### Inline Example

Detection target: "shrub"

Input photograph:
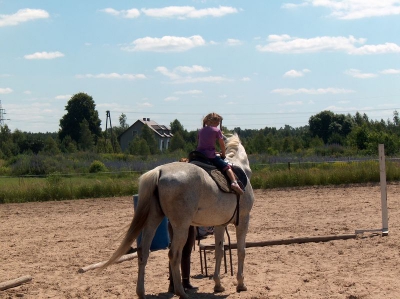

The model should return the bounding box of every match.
[47,172,63,185]
[89,160,108,173]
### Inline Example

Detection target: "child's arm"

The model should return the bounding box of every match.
[218,138,226,159]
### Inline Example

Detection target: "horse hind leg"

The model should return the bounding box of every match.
[136,202,165,298]
[169,227,191,299]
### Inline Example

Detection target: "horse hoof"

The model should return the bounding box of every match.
[236,285,247,292]
[214,285,225,293]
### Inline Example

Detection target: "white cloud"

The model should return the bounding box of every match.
[226,38,242,46]
[344,69,377,78]
[0,74,11,77]
[156,65,208,78]
[24,51,64,60]
[268,34,291,42]
[174,65,210,74]
[155,67,180,80]
[0,8,49,27]
[282,0,400,20]
[349,43,400,55]
[55,95,72,100]
[100,8,140,18]
[284,70,303,77]
[0,88,13,94]
[173,76,231,84]
[122,35,205,52]
[174,90,203,95]
[156,65,231,83]
[141,6,238,19]
[271,87,355,96]
[138,102,153,108]
[241,77,251,81]
[281,2,309,9]
[75,73,146,80]
[24,90,32,94]
[164,96,179,101]
[284,69,310,78]
[280,101,304,106]
[257,35,365,53]
[380,69,400,74]
[257,34,400,55]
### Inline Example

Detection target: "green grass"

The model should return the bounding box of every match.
[250,160,400,189]
[1,160,399,204]
[0,173,140,204]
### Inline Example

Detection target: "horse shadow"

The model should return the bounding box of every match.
[146,293,229,299]
[146,275,230,299]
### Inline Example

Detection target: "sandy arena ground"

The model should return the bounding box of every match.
[1,183,400,299]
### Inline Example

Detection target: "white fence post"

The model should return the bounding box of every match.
[378,144,389,236]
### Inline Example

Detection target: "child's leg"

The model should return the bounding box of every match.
[226,168,244,195]
[211,156,244,195]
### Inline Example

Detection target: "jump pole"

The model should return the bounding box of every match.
[78,252,138,273]
[0,275,32,291]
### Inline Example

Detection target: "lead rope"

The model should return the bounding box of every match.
[235,193,240,226]
[225,226,234,276]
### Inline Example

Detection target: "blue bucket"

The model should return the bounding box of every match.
[133,195,170,251]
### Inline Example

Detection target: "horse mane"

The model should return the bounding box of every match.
[225,133,241,159]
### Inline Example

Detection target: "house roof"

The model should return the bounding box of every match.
[119,118,173,138]
[140,118,173,137]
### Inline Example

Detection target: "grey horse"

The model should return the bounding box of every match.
[101,133,255,298]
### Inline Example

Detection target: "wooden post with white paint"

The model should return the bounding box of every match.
[379,144,389,236]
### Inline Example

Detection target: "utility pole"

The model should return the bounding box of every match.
[105,110,115,152]
[0,100,10,127]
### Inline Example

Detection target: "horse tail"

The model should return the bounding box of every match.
[100,168,160,271]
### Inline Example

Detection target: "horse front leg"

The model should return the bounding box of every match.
[235,216,250,292]
[212,226,225,293]
[169,227,190,299]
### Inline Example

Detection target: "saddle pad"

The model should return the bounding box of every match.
[210,169,231,193]
[190,160,232,193]
[188,151,248,193]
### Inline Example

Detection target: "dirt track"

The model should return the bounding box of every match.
[1,184,400,298]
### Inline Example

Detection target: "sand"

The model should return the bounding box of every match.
[1,183,400,299]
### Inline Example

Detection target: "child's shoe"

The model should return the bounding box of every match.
[231,181,244,195]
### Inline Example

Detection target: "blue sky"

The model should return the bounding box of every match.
[1,0,400,133]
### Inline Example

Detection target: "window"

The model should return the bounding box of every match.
[132,130,137,138]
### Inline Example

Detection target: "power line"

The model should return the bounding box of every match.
[120,107,399,116]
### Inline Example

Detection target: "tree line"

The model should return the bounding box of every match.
[1,92,400,159]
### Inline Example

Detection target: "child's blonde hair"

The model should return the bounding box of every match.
[202,112,223,129]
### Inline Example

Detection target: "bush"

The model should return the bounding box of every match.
[47,172,63,185]
[89,160,108,173]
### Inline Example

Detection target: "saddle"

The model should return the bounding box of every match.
[188,151,247,193]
